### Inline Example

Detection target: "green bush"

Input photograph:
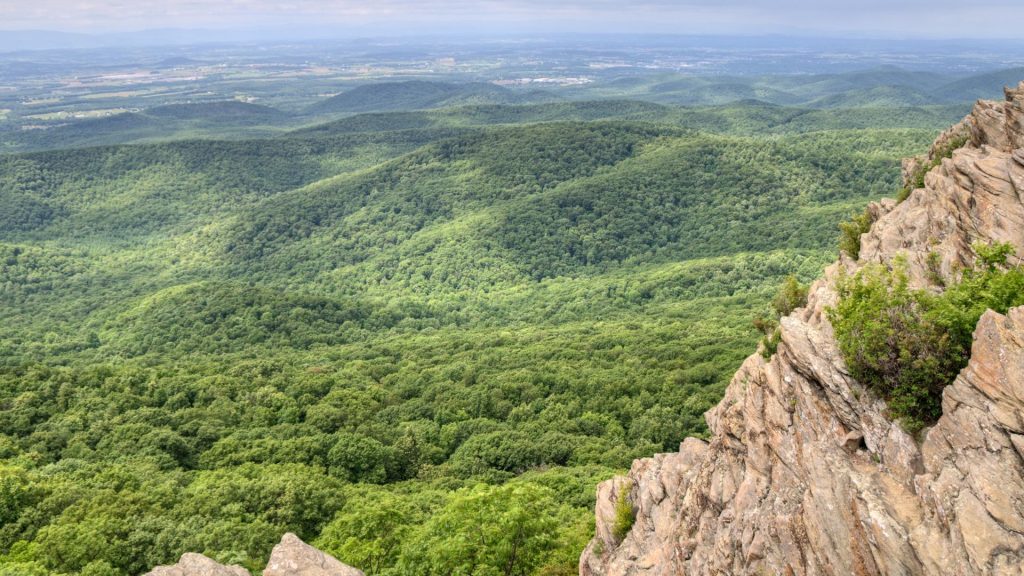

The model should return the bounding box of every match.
[830,264,956,431]
[925,242,1024,356]
[829,244,1024,433]
[759,328,782,360]
[925,251,944,287]
[895,183,912,204]
[772,275,809,317]
[396,483,560,576]
[754,275,808,359]
[611,483,635,542]
[838,209,873,260]
[315,487,423,575]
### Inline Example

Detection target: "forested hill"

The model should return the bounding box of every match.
[1,97,966,153]
[0,94,951,576]
[4,65,1020,154]
[306,80,558,114]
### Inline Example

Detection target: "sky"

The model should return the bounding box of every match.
[0,0,1022,38]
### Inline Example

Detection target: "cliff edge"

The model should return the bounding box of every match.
[581,82,1024,576]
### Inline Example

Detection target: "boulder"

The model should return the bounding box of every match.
[144,553,250,576]
[263,533,365,576]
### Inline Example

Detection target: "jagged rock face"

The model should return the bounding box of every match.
[864,81,1024,287]
[143,553,250,576]
[264,533,365,576]
[970,82,1024,152]
[143,534,364,576]
[581,82,1024,576]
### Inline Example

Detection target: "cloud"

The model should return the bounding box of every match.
[0,0,1020,37]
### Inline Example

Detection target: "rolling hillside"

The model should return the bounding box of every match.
[4,67,996,153]
[307,80,557,114]
[0,98,958,576]
[2,101,296,151]
[571,66,1022,108]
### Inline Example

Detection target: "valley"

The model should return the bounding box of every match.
[0,33,1020,576]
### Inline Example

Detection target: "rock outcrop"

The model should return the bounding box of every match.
[581,82,1024,576]
[264,533,364,576]
[144,534,363,576]
[144,553,250,576]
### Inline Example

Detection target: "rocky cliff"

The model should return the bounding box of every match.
[580,82,1024,576]
[145,533,363,576]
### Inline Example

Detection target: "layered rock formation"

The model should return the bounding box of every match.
[144,534,364,576]
[581,82,1024,576]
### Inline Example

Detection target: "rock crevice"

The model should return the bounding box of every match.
[580,82,1024,576]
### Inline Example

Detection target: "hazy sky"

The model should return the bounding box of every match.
[1,0,1021,38]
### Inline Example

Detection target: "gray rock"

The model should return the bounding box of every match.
[142,534,365,576]
[144,553,250,576]
[263,533,364,576]
[841,430,865,453]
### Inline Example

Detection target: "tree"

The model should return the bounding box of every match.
[327,433,391,483]
[316,488,425,575]
[397,483,560,576]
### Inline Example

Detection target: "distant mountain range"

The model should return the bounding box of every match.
[306,81,558,114]
[569,66,1024,108]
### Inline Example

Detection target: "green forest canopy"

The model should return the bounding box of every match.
[0,98,944,575]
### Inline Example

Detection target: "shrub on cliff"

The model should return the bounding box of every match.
[830,263,956,431]
[830,245,1024,433]
[838,209,873,260]
[611,482,635,542]
[755,275,809,359]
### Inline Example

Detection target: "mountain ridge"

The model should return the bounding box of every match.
[306,80,558,115]
[580,81,1024,575]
